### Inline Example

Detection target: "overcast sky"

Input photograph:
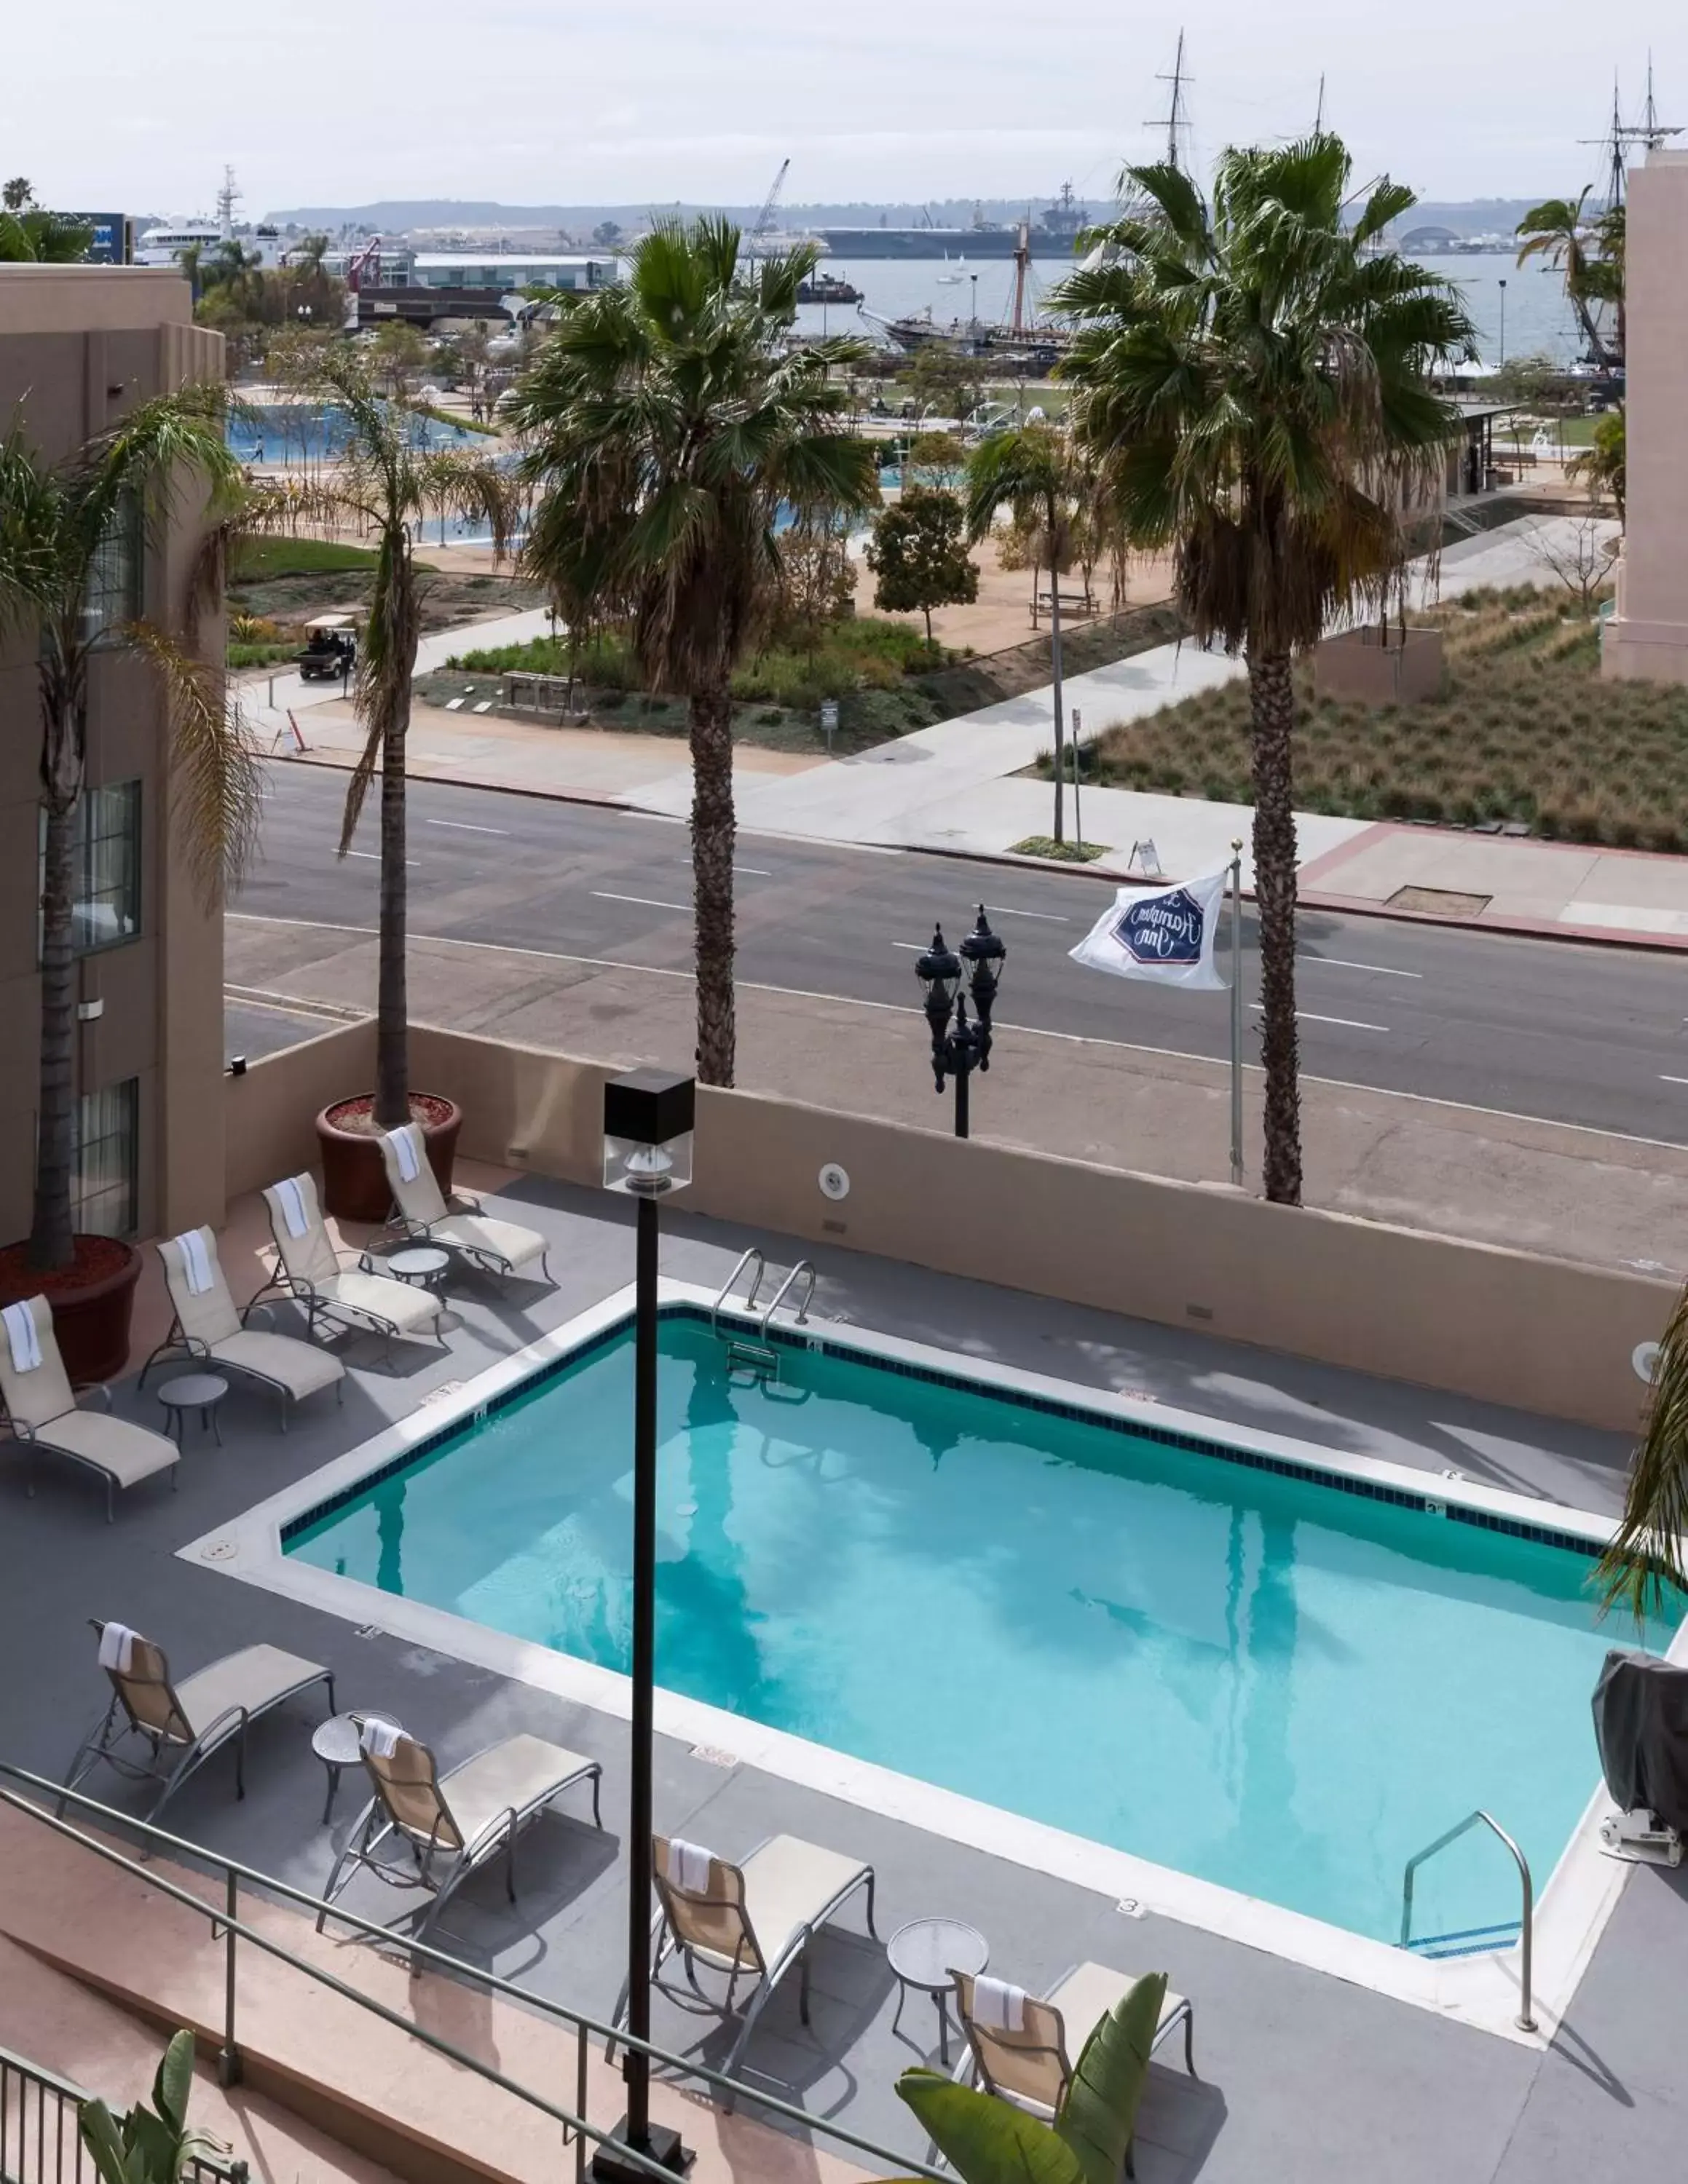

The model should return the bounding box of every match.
[4,1,1680,215]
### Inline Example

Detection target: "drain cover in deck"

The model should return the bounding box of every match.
[1386,885,1493,917]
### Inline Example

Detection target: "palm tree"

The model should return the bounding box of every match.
[1515,191,1612,370]
[272,347,518,1128]
[1598,1289,1688,1621]
[1056,133,1476,1206]
[1570,406,1625,525]
[964,424,1092,844]
[0,178,92,264]
[0,387,261,1270]
[508,218,879,1085]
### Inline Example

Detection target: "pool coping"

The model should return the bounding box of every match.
[178,1279,1686,2049]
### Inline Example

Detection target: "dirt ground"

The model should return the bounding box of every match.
[859,530,1178,654]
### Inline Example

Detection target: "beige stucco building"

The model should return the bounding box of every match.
[1603,150,1688,684]
[0,266,227,1248]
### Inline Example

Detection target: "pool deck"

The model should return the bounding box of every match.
[1,1173,1683,2183]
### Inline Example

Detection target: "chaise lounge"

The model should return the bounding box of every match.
[377,1126,552,1286]
[1,1298,178,1520]
[259,1172,445,1358]
[144,1225,345,1427]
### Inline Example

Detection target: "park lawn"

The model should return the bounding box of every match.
[1062,586,1688,852]
[229,538,414,580]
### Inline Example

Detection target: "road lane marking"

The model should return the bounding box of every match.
[426,818,509,835]
[592,891,690,912]
[891,942,925,951]
[1660,1075,1688,1087]
[347,850,419,866]
[1253,1004,1389,1033]
[224,917,1688,1153]
[1304,955,1423,979]
[734,866,772,877]
[985,904,1071,923]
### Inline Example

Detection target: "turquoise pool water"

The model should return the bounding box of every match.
[285,1316,1677,1944]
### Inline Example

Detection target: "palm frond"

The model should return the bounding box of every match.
[1598,1289,1688,1622]
[122,620,264,908]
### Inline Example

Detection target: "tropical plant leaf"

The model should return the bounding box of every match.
[76,2098,133,2184]
[1054,1974,1168,2184]
[150,2029,195,2140]
[895,2068,1089,2184]
[1598,1283,1688,1621]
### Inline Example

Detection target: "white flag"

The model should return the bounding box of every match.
[1070,871,1231,991]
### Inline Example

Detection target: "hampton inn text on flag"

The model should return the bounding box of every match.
[1069,871,1230,991]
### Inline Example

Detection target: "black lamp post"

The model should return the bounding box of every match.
[596,1067,696,2184]
[915,907,1007,1139]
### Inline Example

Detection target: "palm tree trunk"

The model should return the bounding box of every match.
[30,654,87,1271]
[1049,573,1067,846]
[1247,650,1302,1206]
[690,678,736,1086]
[372,703,410,1130]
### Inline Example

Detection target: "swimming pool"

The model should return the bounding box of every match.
[227,403,481,465]
[282,1308,1676,1950]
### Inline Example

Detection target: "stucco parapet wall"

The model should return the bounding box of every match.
[0,265,194,336]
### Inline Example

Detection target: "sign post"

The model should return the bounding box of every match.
[1070,707,1083,850]
[820,697,839,755]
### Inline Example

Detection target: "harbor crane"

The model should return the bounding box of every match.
[749,158,790,255]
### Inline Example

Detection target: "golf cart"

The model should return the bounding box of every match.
[297,614,359,682]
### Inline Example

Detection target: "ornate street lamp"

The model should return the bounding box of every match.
[596,1067,695,2183]
[915,908,1007,1139]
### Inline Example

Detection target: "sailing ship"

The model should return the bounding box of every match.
[857,219,1073,368]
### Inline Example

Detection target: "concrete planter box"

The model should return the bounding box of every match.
[1314,625,1445,707]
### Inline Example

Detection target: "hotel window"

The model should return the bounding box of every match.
[82,491,143,639]
[42,780,143,954]
[73,1079,141,1238]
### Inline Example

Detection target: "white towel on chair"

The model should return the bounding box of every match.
[360,1716,403,1759]
[174,1229,213,1296]
[669,1838,714,1894]
[1,1300,42,1373]
[972,1977,1028,2033]
[275,1176,309,1238]
[389,1126,422,1183]
[98,1623,138,1674]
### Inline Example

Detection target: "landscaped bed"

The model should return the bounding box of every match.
[1048,586,1687,850]
[424,598,1190,756]
[228,537,548,649]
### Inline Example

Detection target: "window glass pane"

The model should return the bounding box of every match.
[82,492,143,641]
[48,779,142,956]
[73,1078,139,1239]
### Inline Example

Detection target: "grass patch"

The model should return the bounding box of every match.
[1011,835,1110,863]
[231,537,384,580]
[229,641,297,669]
[1057,586,1687,850]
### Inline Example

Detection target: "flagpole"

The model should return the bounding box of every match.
[1229,837,1245,1190]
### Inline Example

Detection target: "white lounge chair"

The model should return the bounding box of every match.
[318,1726,603,1939]
[377,1125,552,1286]
[952,1961,1196,2129]
[612,1831,878,2098]
[143,1226,345,1428]
[63,1618,335,1819]
[258,1173,445,1360]
[0,1297,178,1521]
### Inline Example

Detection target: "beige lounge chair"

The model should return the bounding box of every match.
[63,1618,335,1819]
[318,1727,602,1939]
[0,1297,178,1521]
[612,1832,878,2097]
[259,1173,445,1358]
[377,1126,552,1285]
[143,1226,345,1427]
[952,1961,1196,2137]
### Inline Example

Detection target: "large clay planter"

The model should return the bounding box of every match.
[0,1236,143,1386]
[315,1093,462,1223]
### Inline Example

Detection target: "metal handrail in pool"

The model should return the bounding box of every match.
[1399,1808,1535,2031]
[0,1763,947,2184]
[710,1245,767,1336]
[759,1258,816,1336]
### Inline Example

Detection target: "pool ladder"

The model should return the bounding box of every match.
[1399,1808,1534,2031]
[711,1248,817,1380]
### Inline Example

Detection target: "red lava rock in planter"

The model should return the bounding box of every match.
[314,1092,462,1223]
[0,1235,143,1385]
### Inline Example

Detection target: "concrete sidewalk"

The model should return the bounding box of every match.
[226,912,1688,1282]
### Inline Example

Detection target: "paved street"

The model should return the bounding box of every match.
[237,762,1688,1150]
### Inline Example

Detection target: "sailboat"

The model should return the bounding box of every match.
[936,249,967,286]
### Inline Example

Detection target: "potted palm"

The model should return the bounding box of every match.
[277,349,518,1216]
[0,388,260,1380]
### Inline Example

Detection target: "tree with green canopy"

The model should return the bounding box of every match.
[866,484,978,649]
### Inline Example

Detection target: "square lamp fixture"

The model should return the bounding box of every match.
[602,1067,695,1197]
